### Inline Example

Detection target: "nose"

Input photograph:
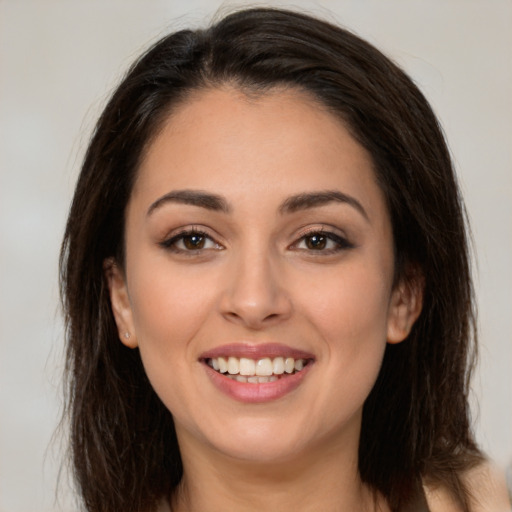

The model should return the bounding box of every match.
[219,249,293,330]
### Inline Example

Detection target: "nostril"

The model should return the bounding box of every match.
[223,310,288,330]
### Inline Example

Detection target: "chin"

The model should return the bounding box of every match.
[212,434,304,464]
[179,413,311,464]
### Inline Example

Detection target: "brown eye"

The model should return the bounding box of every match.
[305,234,327,250]
[183,234,206,250]
[160,229,222,253]
[294,230,354,253]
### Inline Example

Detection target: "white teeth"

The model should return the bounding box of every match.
[239,357,256,376]
[218,357,228,374]
[255,358,273,376]
[226,375,280,383]
[227,356,239,375]
[207,356,309,381]
[273,357,285,374]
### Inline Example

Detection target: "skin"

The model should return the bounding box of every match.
[107,86,423,512]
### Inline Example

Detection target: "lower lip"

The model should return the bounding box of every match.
[203,363,313,403]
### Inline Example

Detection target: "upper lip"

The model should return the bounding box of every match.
[199,343,315,361]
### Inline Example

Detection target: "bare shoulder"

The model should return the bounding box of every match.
[424,461,511,512]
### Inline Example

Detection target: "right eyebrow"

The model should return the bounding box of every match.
[146,189,231,217]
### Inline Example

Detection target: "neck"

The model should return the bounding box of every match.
[170,426,386,512]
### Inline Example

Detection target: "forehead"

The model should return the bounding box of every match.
[133,86,385,220]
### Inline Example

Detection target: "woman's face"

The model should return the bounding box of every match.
[108,87,420,464]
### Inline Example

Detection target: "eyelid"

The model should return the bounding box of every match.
[294,224,346,240]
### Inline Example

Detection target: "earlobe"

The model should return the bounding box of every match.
[104,258,138,348]
[387,271,424,344]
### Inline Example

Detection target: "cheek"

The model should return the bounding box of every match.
[296,262,392,342]
[293,262,392,399]
[128,254,215,341]
[126,260,218,395]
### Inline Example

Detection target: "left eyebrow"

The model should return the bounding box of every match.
[279,190,369,221]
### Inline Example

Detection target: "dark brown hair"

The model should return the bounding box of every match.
[60,7,481,512]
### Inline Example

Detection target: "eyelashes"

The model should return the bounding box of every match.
[292,229,354,253]
[159,228,222,253]
[159,226,354,255]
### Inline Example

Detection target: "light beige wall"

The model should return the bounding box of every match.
[1,1,510,510]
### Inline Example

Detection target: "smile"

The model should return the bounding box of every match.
[206,356,310,383]
[200,344,315,403]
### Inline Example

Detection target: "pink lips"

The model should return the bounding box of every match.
[200,343,315,403]
[200,343,314,360]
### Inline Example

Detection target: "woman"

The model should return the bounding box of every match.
[59,7,509,512]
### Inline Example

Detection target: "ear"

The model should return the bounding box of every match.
[386,269,424,344]
[104,258,138,348]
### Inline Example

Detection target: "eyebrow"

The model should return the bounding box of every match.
[279,190,369,221]
[147,188,368,221]
[147,189,231,216]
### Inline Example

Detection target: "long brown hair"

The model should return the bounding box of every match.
[60,8,481,512]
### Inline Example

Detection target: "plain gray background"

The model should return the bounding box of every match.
[1,1,510,510]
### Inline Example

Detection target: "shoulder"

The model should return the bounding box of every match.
[424,461,511,512]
